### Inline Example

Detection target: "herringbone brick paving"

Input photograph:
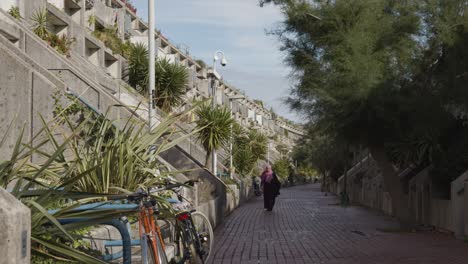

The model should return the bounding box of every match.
[208,184,468,264]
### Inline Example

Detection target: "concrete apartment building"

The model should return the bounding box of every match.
[0,0,304,235]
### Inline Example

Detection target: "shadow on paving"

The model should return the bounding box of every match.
[207,184,468,264]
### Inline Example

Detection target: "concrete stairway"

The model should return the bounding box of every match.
[0,9,228,226]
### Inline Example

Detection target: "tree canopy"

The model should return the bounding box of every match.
[265,0,468,222]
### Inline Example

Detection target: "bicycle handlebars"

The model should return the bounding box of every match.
[107,179,199,202]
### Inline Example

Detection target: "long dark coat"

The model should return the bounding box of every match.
[262,172,281,211]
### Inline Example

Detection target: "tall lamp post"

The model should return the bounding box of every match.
[211,50,228,177]
[229,95,245,178]
[148,0,155,130]
[267,140,271,165]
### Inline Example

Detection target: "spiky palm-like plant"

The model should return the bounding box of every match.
[230,126,268,177]
[0,98,200,262]
[154,58,188,113]
[31,8,49,40]
[247,129,268,159]
[8,6,22,20]
[195,104,235,167]
[1,119,115,263]
[127,44,188,113]
[127,42,149,90]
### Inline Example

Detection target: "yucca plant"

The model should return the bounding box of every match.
[45,96,201,193]
[8,6,22,20]
[65,114,195,193]
[126,45,188,112]
[127,42,149,90]
[230,126,268,177]
[31,8,49,40]
[154,58,189,113]
[0,119,118,263]
[0,97,201,262]
[195,103,235,167]
[246,129,268,159]
[233,147,257,176]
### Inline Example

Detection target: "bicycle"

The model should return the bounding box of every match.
[98,179,213,264]
[44,179,213,264]
[163,183,214,264]
[49,191,165,264]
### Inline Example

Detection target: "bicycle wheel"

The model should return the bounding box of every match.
[190,212,214,262]
[172,217,202,264]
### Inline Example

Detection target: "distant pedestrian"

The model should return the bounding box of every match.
[261,165,281,211]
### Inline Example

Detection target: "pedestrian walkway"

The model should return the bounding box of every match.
[208,184,468,264]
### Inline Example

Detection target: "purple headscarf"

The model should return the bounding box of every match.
[261,165,273,184]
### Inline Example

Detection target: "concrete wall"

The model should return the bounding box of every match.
[331,155,468,239]
[431,198,453,232]
[408,168,432,226]
[451,171,468,238]
[465,182,468,237]
[0,188,30,264]
[0,33,63,160]
[225,184,240,214]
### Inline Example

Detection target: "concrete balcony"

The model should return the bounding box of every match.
[47,0,81,24]
[85,37,100,66]
[47,7,69,36]
[104,51,119,78]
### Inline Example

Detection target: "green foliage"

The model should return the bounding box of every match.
[87,14,96,27]
[127,42,149,90]
[0,119,117,263]
[195,59,207,68]
[31,9,74,56]
[231,123,267,177]
[195,104,235,165]
[267,0,468,194]
[8,6,22,20]
[49,94,198,193]
[31,8,49,40]
[47,34,75,56]
[126,44,189,112]
[272,158,292,181]
[92,26,131,57]
[292,133,352,182]
[0,93,199,261]
[154,58,189,112]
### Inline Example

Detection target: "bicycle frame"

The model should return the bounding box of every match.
[139,204,167,264]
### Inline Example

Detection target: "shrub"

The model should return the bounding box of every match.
[8,6,22,20]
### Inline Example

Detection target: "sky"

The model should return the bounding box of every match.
[132,0,301,123]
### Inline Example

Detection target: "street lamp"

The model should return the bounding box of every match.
[210,50,228,177]
[229,94,245,178]
[267,140,271,165]
[148,0,155,131]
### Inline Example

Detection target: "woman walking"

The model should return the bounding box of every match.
[261,165,281,211]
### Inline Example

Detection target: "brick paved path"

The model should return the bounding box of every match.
[208,184,468,264]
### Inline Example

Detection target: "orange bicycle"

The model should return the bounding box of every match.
[111,181,187,264]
